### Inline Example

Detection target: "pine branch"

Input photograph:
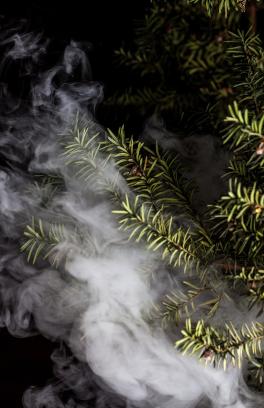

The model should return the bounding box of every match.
[229,266,264,311]
[21,217,98,267]
[226,30,264,113]
[113,195,199,271]
[105,127,215,255]
[176,318,264,369]
[114,48,161,77]
[21,218,66,266]
[105,127,164,208]
[222,102,264,189]
[158,281,226,325]
[249,355,264,388]
[106,87,193,114]
[62,126,121,198]
[211,178,264,259]
[188,0,252,16]
[29,174,65,208]
[106,128,203,218]
[224,101,264,149]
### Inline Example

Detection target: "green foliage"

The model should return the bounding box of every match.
[21,218,66,266]
[21,214,97,267]
[113,195,198,272]
[105,16,264,383]
[158,280,228,325]
[20,107,264,385]
[211,178,264,258]
[249,355,264,388]
[226,29,264,113]
[188,0,247,16]
[177,319,264,370]
[62,125,122,199]
[63,127,105,184]
[209,100,264,267]
[224,101,264,153]
[29,175,64,208]
[105,127,195,215]
[104,127,214,270]
[19,0,264,391]
[105,0,243,131]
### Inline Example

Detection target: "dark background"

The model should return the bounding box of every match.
[0,1,148,115]
[0,1,147,406]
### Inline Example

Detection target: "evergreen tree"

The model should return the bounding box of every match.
[20,0,264,392]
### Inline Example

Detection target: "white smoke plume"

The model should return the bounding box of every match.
[0,28,263,408]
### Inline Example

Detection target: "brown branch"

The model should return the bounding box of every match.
[247,0,257,33]
[212,260,243,273]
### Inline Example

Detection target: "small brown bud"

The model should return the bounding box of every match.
[256,141,264,156]
[129,165,142,177]
[223,87,234,95]
[247,280,258,290]
[201,349,214,360]
[165,23,173,33]
[215,34,224,44]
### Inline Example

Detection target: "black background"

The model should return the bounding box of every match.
[0,1,147,406]
[0,1,147,104]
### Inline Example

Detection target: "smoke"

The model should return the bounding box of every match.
[0,27,263,408]
[143,115,229,209]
